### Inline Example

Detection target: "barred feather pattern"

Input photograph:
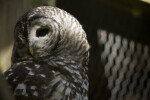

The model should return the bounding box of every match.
[4,6,89,100]
[4,56,88,100]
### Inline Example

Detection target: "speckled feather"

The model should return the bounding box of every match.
[4,6,89,100]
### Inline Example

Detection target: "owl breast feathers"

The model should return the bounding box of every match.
[4,6,90,100]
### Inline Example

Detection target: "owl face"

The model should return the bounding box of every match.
[12,6,89,64]
[28,17,60,57]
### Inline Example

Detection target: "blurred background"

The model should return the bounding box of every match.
[0,0,150,100]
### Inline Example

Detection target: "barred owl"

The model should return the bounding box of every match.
[4,6,90,100]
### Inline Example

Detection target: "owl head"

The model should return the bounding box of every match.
[12,6,90,65]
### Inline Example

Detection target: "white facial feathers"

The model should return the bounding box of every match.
[27,6,89,60]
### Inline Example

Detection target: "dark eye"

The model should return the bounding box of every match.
[36,27,50,37]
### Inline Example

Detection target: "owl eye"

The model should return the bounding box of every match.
[36,27,50,37]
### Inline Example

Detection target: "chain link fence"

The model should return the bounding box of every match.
[97,29,150,100]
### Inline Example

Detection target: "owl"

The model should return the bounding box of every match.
[4,6,90,100]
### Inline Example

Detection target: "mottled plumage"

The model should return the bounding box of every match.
[4,6,90,100]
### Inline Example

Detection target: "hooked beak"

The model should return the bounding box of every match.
[29,47,34,56]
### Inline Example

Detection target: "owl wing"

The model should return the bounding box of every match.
[4,61,82,100]
[4,61,56,100]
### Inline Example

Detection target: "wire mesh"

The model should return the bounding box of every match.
[97,29,150,100]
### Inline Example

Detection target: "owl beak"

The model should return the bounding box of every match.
[29,47,34,56]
